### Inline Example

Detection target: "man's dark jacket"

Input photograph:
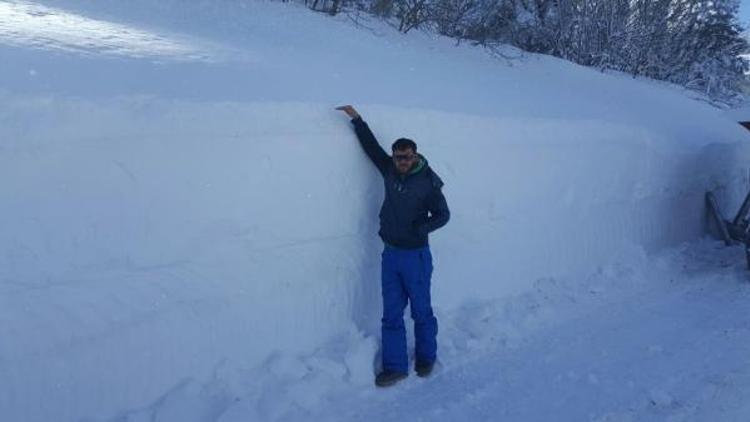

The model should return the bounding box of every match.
[351,116,450,249]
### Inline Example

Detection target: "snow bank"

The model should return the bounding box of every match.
[2,93,749,420]
[2,0,750,420]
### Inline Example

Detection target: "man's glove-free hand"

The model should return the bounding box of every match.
[335,105,361,120]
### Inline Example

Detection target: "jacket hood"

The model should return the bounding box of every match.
[408,154,427,175]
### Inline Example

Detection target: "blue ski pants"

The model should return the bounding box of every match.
[380,244,438,373]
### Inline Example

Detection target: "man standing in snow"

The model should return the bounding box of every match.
[336,105,450,387]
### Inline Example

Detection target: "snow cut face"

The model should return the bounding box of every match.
[0,1,221,61]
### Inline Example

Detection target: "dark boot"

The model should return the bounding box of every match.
[375,370,407,387]
[415,360,434,377]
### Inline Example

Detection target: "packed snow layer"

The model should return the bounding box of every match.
[2,0,750,420]
[2,95,750,421]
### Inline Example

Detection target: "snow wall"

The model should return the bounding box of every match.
[2,95,750,420]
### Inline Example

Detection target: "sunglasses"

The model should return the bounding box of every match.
[393,153,416,162]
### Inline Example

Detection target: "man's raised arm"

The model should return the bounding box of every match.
[336,105,390,176]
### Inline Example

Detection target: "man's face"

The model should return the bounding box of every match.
[392,148,417,175]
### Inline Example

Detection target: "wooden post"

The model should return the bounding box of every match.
[706,192,733,246]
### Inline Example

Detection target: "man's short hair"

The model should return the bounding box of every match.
[392,138,417,152]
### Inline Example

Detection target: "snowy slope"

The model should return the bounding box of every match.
[1,1,750,421]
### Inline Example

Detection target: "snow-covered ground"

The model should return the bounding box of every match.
[2,0,750,421]
[0,1,228,61]
[216,240,750,422]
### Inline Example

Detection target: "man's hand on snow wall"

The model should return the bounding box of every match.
[335,105,360,120]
